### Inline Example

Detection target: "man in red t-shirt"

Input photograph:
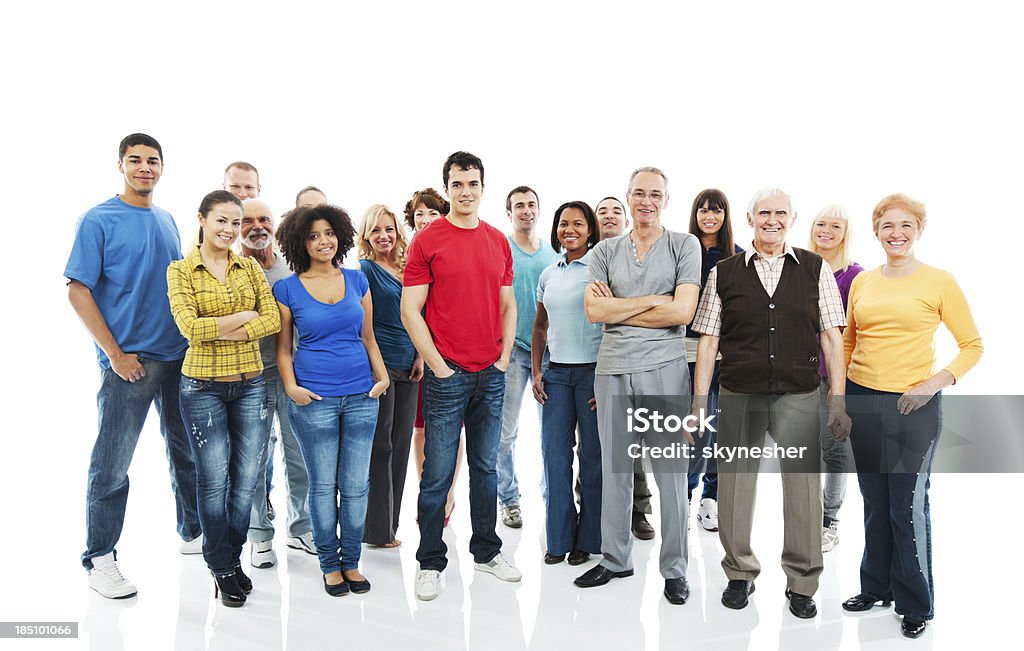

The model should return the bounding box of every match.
[401,151,522,601]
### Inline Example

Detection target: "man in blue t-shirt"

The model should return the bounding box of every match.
[65,133,200,600]
[497,186,559,528]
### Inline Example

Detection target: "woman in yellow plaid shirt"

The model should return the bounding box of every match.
[166,190,281,607]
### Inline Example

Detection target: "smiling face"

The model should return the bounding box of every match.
[241,199,274,251]
[596,198,628,239]
[413,202,442,231]
[812,216,846,253]
[556,207,591,256]
[445,166,483,218]
[696,201,725,237]
[305,218,339,265]
[874,208,920,260]
[224,166,260,199]
[507,191,539,234]
[200,202,243,252]
[367,212,399,258]
[627,171,668,227]
[747,193,794,251]
[119,144,162,197]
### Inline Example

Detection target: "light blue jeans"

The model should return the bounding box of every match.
[288,393,378,573]
[497,345,547,507]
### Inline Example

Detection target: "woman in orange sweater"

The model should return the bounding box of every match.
[840,193,983,639]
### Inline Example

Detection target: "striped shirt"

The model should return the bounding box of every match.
[167,246,280,378]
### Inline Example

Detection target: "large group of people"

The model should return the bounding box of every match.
[66,133,983,639]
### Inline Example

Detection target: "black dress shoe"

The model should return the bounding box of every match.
[343,571,371,594]
[785,589,817,619]
[901,617,926,639]
[213,572,246,607]
[567,550,590,566]
[544,553,565,565]
[574,565,634,588]
[722,579,755,609]
[631,512,655,540]
[664,578,690,605]
[842,593,892,612]
[323,574,350,597]
[234,567,253,594]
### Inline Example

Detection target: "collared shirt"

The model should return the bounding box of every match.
[692,242,846,337]
[537,250,603,363]
[167,246,281,378]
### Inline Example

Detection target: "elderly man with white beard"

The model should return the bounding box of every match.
[241,198,316,568]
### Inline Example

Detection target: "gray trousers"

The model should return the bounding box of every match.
[717,387,823,596]
[248,365,312,542]
[594,357,689,579]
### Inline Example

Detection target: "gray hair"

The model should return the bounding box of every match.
[747,187,792,216]
[628,166,669,191]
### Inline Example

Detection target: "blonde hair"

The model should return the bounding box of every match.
[808,204,853,272]
[357,204,408,268]
[872,193,926,233]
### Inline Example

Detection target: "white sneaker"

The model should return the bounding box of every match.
[697,498,719,532]
[474,553,523,582]
[415,569,442,601]
[250,540,277,568]
[822,521,840,553]
[286,532,317,555]
[179,537,203,555]
[88,553,138,599]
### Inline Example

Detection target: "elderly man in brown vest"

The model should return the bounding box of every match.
[691,187,851,619]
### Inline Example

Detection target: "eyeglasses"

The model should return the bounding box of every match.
[630,190,665,203]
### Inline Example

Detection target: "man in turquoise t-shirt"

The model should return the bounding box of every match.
[498,186,560,528]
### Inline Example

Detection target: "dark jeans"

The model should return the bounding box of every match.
[82,358,201,570]
[686,360,719,501]
[364,367,418,545]
[541,363,601,556]
[416,363,505,572]
[848,379,941,621]
[179,374,267,575]
[289,393,378,573]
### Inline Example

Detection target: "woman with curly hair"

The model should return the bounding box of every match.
[403,188,460,526]
[357,204,419,547]
[274,204,389,596]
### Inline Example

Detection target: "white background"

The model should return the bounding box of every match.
[1,1,1021,650]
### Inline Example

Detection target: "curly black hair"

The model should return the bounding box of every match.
[276,204,356,273]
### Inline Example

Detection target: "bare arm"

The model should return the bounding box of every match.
[688,334,720,445]
[275,300,321,404]
[401,284,453,377]
[820,326,852,439]
[620,284,700,328]
[495,285,516,371]
[68,280,145,382]
[360,290,390,398]
[531,301,549,404]
[584,281,670,324]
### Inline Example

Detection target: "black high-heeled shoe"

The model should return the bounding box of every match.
[213,572,246,607]
[234,567,253,595]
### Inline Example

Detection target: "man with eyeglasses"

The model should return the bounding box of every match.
[576,167,702,606]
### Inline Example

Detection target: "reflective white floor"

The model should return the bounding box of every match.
[1,405,1017,651]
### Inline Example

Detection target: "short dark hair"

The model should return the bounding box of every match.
[225,161,260,184]
[295,185,325,205]
[505,186,538,213]
[550,201,599,252]
[402,188,450,230]
[119,133,163,162]
[688,188,736,256]
[196,190,242,244]
[276,204,356,274]
[442,151,484,188]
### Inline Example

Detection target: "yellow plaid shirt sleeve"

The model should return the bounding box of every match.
[166,248,281,378]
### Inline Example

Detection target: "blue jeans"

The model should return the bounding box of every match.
[417,363,505,571]
[249,365,312,542]
[179,374,267,575]
[497,345,547,507]
[686,361,719,501]
[288,393,378,574]
[819,378,849,522]
[82,358,201,570]
[848,379,941,621]
[541,363,601,556]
